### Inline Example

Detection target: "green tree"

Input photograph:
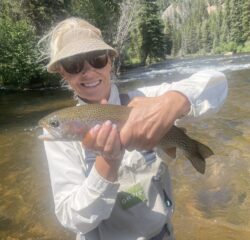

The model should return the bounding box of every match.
[138,0,166,64]
[0,16,47,88]
[201,19,212,52]
[21,0,69,36]
[156,0,171,12]
[70,0,121,43]
[163,20,173,55]
[230,0,243,44]
[242,0,250,42]
[210,9,222,51]
[220,0,230,43]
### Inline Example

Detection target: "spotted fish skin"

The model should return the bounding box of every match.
[39,104,214,174]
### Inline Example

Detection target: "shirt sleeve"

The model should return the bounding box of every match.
[43,136,120,234]
[128,70,228,120]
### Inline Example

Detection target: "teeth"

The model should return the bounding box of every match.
[83,80,101,87]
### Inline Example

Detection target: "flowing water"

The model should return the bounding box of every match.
[0,54,250,240]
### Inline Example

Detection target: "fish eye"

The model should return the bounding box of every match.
[49,120,60,128]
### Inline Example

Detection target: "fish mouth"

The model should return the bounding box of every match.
[81,80,102,88]
[37,124,61,141]
[38,133,55,141]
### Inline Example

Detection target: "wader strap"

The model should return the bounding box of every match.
[150,224,171,240]
[119,93,130,106]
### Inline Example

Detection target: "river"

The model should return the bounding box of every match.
[0,53,250,240]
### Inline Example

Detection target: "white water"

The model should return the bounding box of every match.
[120,53,250,83]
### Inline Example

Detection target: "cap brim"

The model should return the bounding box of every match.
[47,39,117,72]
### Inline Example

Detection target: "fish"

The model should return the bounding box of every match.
[38,104,214,174]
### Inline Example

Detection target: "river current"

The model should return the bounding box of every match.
[0,53,250,239]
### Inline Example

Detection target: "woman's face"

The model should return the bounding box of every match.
[58,54,112,103]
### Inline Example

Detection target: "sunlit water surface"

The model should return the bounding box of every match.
[0,54,250,239]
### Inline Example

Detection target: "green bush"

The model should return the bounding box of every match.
[213,41,238,54]
[0,17,49,89]
[238,41,250,53]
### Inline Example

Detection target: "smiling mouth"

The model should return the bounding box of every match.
[81,80,102,88]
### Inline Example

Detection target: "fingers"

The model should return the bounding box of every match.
[100,99,108,104]
[103,124,123,160]
[121,95,173,151]
[82,121,123,161]
[82,124,100,148]
[103,124,118,153]
[96,121,113,151]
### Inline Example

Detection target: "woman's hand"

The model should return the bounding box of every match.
[83,121,123,161]
[82,100,124,182]
[120,91,191,151]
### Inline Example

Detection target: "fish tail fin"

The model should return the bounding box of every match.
[195,140,214,159]
[186,140,214,174]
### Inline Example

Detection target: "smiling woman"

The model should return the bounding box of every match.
[39,17,228,240]
[41,18,117,103]
[58,51,113,103]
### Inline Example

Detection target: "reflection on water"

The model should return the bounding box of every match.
[1,54,250,239]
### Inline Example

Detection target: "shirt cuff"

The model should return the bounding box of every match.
[85,165,120,198]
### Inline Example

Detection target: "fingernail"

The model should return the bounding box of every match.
[105,120,112,126]
[112,124,117,129]
[93,124,101,132]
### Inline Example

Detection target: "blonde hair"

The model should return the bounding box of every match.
[38,17,117,94]
[38,17,102,64]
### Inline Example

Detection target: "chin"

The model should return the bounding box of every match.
[78,93,107,104]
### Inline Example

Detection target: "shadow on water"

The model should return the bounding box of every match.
[0,54,250,239]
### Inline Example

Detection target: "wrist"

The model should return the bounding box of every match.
[162,91,191,119]
[95,156,120,182]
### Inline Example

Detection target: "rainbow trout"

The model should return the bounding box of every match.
[38,104,213,174]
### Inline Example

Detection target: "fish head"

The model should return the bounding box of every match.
[38,112,90,141]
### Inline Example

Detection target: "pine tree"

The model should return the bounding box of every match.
[210,9,221,51]
[230,0,243,44]
[70,0,121,43]
[21,0,69,35]
[138,0,166,64]
[242,0,250,42]
[220,1,229,43]
[201,19,212,52]
[171,29,181,55]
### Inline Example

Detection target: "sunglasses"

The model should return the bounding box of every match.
[60,52,109,74]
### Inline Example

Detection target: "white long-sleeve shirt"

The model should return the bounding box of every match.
[43,70,228,240]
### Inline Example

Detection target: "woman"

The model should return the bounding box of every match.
[41,17,227,240]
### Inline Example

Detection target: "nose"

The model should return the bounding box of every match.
[80,61,95,76]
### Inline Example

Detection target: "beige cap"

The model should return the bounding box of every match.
[47,27,117,72]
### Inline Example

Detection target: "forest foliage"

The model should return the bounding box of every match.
[0,0,249,89]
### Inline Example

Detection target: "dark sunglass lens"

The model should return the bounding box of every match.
[89,54,108,69]
[60,56,84,74]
